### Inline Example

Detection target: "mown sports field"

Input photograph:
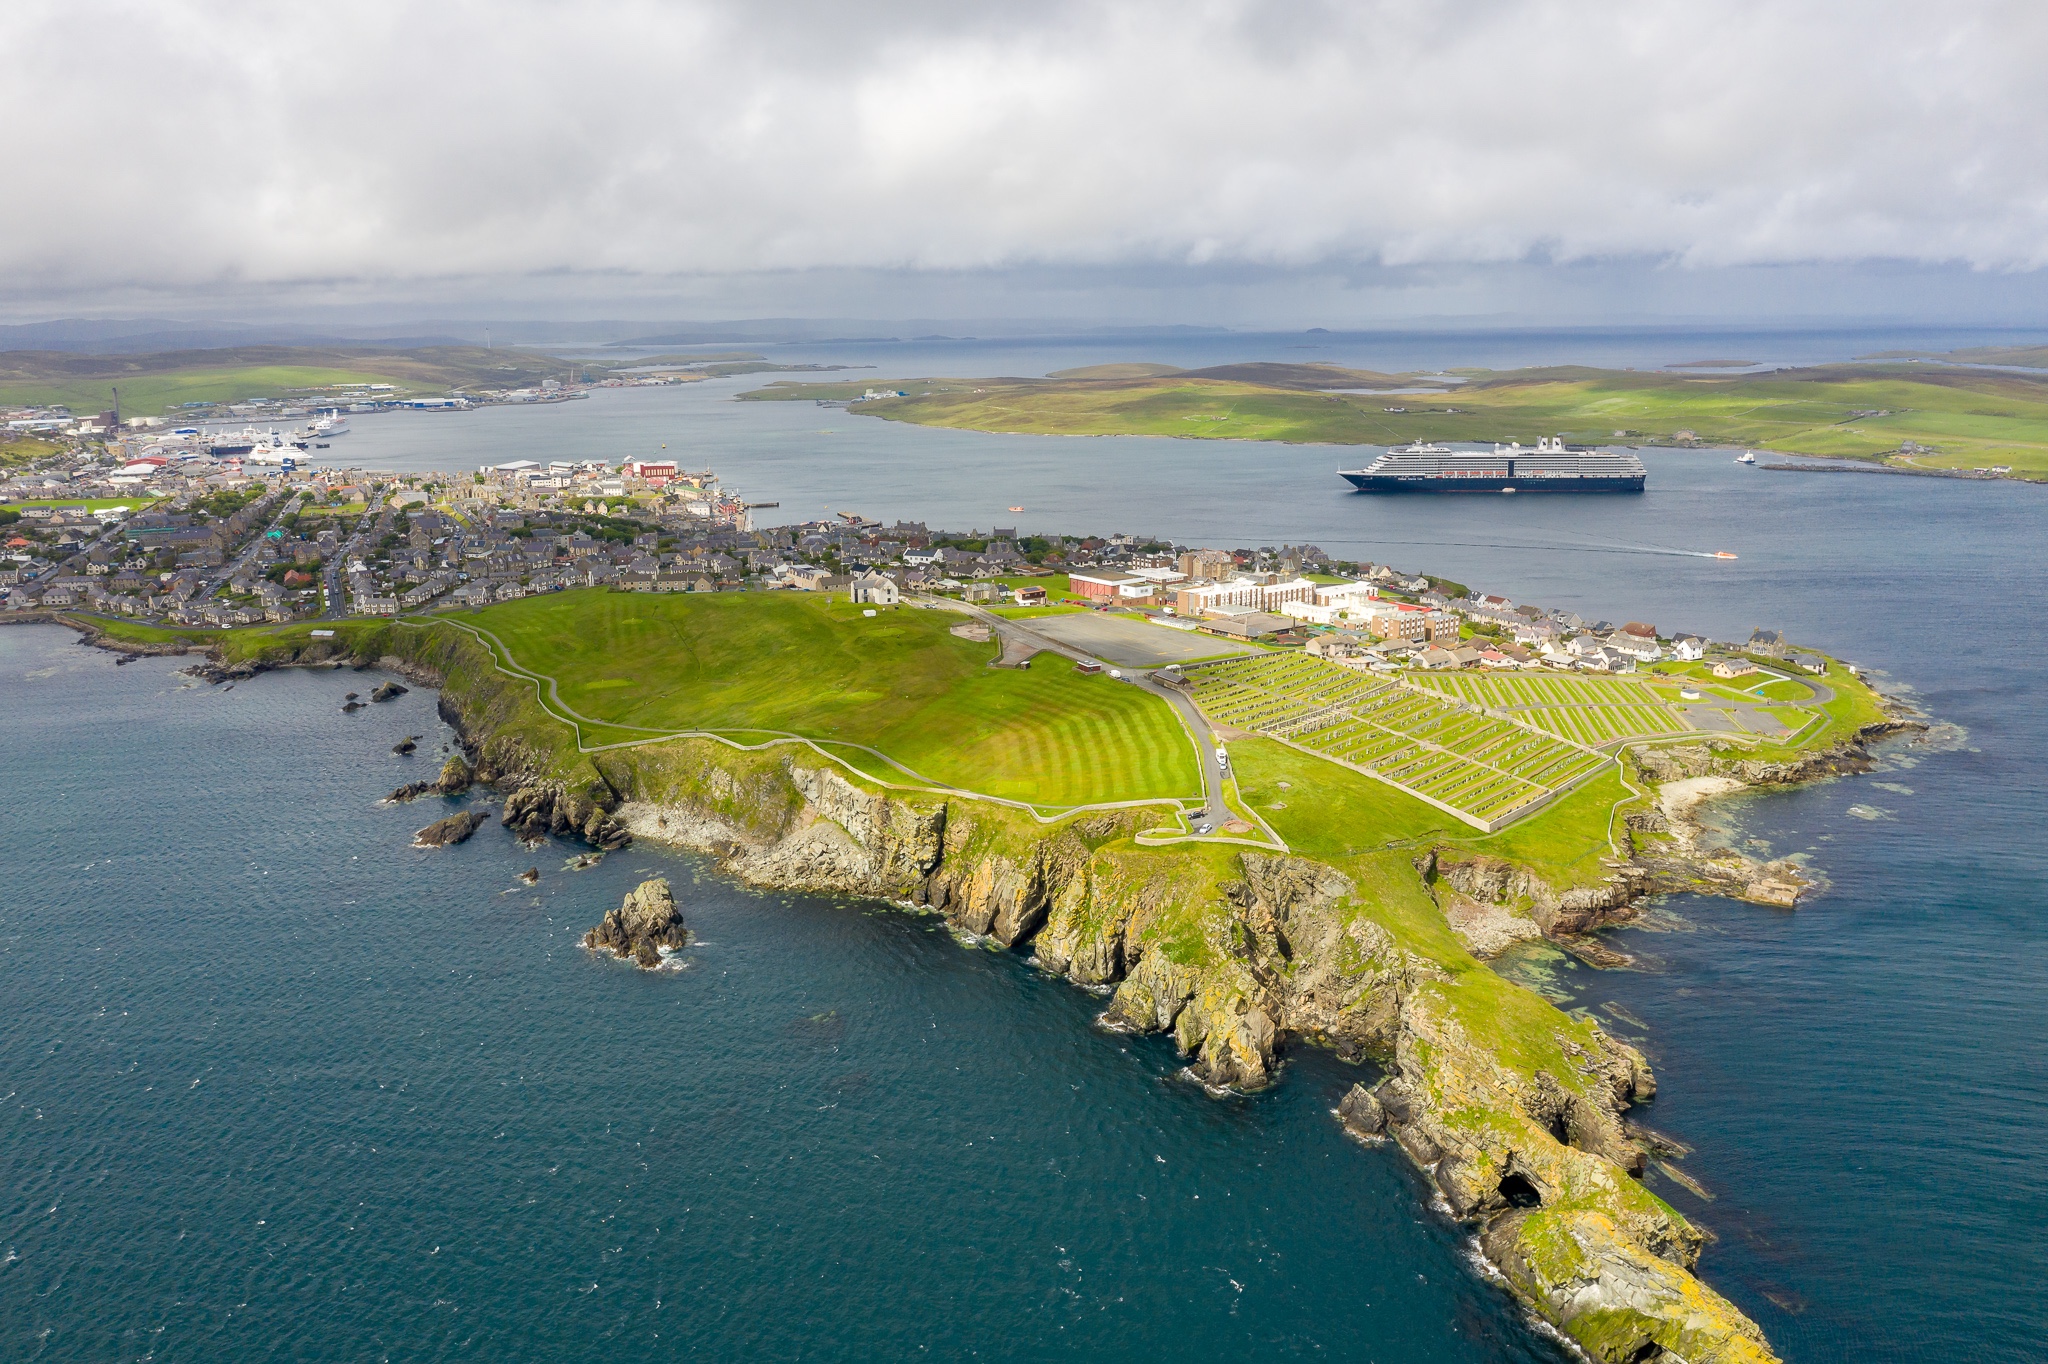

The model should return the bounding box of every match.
[458,589,1202,809]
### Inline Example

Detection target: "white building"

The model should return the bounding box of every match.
[848,573,900,606]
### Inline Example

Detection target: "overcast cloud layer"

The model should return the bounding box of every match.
[6,0,2046,312]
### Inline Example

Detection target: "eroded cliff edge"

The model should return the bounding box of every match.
[224,620,1794,1363]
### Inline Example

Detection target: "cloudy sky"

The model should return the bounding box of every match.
[6,0,2047,324]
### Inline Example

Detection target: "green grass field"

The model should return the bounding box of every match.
[8,496,161,513]
[988,604,1089,620]
[59,615,215,645]
[1188,653,1609,828]
[465,589,1200,808]
[1408,672,1699,746]
[1,435,67,467]
[744,362,2048,476]
[1229,735,1636,889]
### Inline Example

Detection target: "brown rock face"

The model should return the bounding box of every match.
[414,809,488,847]
[501,782,633,849]
[583,878,686,966]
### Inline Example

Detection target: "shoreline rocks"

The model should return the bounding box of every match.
[414,808,488,847]
[583,877,686,967]
[369,680,408,702]
[501,780,632,850]
[387,754,474,804]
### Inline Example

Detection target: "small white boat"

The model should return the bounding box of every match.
[1737,450,1757,465]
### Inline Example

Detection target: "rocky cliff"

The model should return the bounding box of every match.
[337,621,1782,1362]
[597,741,1775,1362]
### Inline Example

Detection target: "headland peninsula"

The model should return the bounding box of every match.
[31,475,1919,1364]
[4,397,1923,1361]
[741,345,2048,481]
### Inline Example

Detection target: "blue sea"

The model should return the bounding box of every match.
[7,327,2047,1360]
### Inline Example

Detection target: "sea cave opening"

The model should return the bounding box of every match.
[1497,1171,1543,1209]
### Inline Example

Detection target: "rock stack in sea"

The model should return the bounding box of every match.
[414,809,488,847]
[584,878,687,968]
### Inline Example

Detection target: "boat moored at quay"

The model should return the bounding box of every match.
[1339,438,1647,493]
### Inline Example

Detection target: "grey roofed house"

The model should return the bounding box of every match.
[1748,628,1787,657]
[1790,653,1829,674]
[849,572,900,605]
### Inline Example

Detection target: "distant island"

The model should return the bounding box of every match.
[740,349,2048,480]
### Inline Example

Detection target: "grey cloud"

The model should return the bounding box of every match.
[4,0,2046,302]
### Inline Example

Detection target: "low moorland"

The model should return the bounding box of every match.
[0,345,590,415]
[743,359,2048,475]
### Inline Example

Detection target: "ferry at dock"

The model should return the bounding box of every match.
[1338,438,1647,493]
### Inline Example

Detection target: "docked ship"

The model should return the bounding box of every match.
[1338,438,1647,493]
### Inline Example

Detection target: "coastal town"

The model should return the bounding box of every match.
[1,424,1816,682]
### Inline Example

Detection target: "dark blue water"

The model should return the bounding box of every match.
[0,629,1564,1363]
[11,326,2048,1361]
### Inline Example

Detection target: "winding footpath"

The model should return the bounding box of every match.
[399,613,1288,850]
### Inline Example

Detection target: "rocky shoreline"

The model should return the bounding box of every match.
[96,618,1934,1364]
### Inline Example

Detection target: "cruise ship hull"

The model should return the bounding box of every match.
[1340,471,1645,493]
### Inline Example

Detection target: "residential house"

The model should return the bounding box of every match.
[849,572,900,606]
[1605,632,1662,663]
[1711,660,1758,679]
[1747,628,1787,658]
[1579,646,1636,674]
[1790,653,1829,674]
[787,565,835,591]
[1670,635,1706,661]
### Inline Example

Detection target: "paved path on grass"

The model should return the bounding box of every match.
[933,598,1278,846]
[404,614,1281,848]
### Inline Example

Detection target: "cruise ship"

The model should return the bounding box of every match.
[1338,438,1647,493]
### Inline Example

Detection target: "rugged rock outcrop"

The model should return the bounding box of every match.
[369,680,408,702]
[357,623,1789,1363]
[500,780,633,849]
[414,808,488,847]
[393,735,419,755]
[1431,851,1644,938]
[386,753,476,803]
[584,877,687,967]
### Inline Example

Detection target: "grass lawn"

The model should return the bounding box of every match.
[1229,736,1458,856]
[1445,767,1634,889]
[988,604,1090,620]
[8,496,161,513]
[61,615,215,645]
[467,589,1200,807]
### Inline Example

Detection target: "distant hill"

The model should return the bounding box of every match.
[0,345,586,413]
